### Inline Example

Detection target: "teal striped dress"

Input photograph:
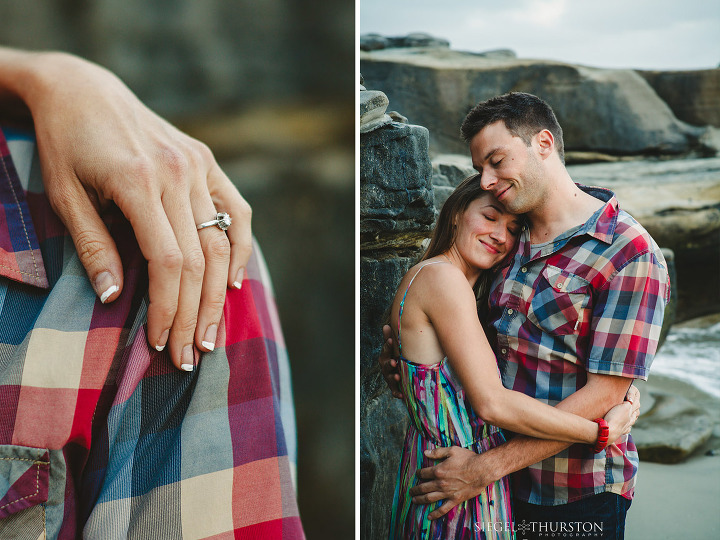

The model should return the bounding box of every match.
[388,262,514,539]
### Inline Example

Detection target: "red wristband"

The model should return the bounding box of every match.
[592,418,609,453]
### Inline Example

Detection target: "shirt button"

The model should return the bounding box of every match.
[501,348,507,355]
[507,309,514,315]
[521,267,528,272]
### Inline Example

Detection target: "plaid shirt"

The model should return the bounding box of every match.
[488,185,670,506]
[0,127,304,538]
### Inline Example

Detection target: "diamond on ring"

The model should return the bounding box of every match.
[197,212,232,231]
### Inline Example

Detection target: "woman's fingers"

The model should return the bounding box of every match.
[118,190,184,355]
[161,189,207,371]
[207,164,252,289]
[192,190,231,353]
[45,171,124,304]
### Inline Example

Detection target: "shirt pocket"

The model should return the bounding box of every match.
[0,445,49,538]
[527,265,590,336]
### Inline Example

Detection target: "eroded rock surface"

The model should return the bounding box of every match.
[361,46,715,157]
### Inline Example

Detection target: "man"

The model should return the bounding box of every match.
[380,92,669,539]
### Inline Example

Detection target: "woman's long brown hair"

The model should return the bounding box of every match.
[420,174,500,321]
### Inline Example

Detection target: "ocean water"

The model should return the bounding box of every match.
[651,322,720,398]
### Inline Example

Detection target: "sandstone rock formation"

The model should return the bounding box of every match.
[633,393,713,463]
[639,69,720,128]
[361,43,716,157]
[633,367,720,464]
[360,85,434,540]
[360,89,393,133]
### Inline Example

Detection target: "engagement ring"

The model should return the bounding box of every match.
[197,212,232,231]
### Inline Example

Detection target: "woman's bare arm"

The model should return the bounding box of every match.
[422,264,633,444]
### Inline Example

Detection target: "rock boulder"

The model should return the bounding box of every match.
[361,121,435,234]
[632,393,714,463]
[638,69,720,128]
[361,47,713,157]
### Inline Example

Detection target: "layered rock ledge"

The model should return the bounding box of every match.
[361,44,718,158]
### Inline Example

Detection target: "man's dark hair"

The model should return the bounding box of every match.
[461,92,565,163]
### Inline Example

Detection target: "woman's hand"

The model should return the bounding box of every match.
[604,397,641,445]
[16,51,252,371]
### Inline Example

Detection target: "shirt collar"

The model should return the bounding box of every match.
[0,127,49,289]
[576,184,618,245]
[515,183,619,262]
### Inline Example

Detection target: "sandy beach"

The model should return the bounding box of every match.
[626,374,720,539]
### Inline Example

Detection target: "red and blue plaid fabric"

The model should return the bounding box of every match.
[0,127,305,539]
[487,185,670,506]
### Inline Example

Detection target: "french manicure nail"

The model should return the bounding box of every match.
[95,272,118,303]
[233,268,244,289]
[155,329,170,352]
[180,345,194,372]
[202,324,217,351]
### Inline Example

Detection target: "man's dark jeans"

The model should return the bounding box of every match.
[512,493,632,540]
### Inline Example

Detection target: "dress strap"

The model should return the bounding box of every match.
[397,260,448,356]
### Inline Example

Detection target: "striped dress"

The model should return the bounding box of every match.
[388,262,514,539]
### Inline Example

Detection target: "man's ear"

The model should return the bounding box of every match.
[535,129,554,159]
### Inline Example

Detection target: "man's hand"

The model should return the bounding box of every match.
[409,446,495,520]
[4,50,251,371]
[409,380,643,520]
[379,324,403,399]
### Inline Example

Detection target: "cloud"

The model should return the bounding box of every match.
[360,0,720,70]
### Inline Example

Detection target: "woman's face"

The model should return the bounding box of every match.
[453,195,521,270]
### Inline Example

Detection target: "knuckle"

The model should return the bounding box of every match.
[158,145,189,178]
[152,303,178,323]
[234,237,253,258]
[74,230,106,265]
[159,249,184,272]
[193,141,215,164]
[205,233,231,260]
[46,181,73,214]
[183,251,206,275]
[202,292,227,315]
[126,156,155,188]
[239,199,252,219]
[173,315,198,336]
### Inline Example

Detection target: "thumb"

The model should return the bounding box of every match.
[49,178,124,303]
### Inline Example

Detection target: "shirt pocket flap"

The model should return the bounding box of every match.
[542,265,589,294]
[0,445,50,520]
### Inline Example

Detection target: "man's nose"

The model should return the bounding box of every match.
[480,169,497,190]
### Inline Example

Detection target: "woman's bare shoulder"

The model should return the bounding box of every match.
[402,259,474,303]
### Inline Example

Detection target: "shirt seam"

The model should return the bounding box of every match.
[0,144,42,280]
[596,246,652,292]
[0,458,46,511]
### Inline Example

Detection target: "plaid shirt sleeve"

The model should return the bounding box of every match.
[586,249,670,381]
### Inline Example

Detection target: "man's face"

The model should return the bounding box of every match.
[469,121,547,215]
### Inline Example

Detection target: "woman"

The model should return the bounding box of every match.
[387,175,636,539]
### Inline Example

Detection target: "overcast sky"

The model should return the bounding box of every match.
[360,0,720,70]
